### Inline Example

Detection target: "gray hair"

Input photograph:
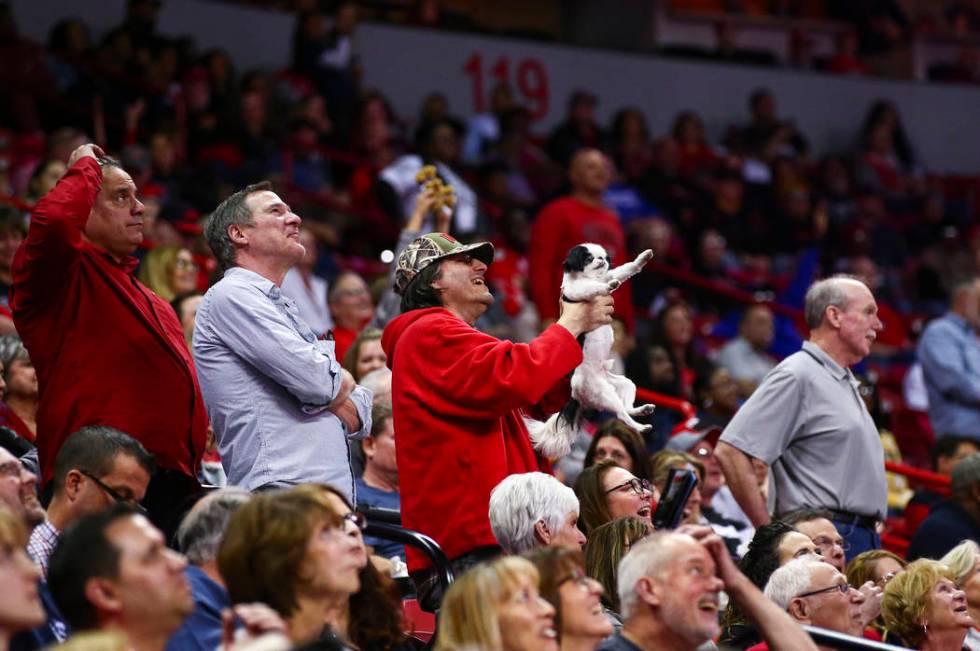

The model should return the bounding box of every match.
[803,275,863,331]
[204,181,272,271]
[0,334,29,381]
[360,367,391,404]
[176,487,251,565]
[488,472,579,555]
[617,532,687,618]
[764,557,826,610]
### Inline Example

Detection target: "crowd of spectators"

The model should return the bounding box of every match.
[0,1,977,651]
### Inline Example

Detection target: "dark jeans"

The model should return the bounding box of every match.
[410,545,502,613]
[832,518,881,563]
[142,468,203,547]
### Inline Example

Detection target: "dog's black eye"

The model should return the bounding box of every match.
[585,254,593,263]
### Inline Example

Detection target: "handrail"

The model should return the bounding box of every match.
[885,461,951,494]
[361,507,454,603]
[634,387,697,421]
[801,625,910,650]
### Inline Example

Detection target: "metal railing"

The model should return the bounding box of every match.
[802,625,910,650]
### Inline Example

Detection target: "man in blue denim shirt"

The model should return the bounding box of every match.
[917,278,980,441]
[194,181,372,502]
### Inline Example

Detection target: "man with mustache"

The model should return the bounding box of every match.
[194,182,371,501]
[11,143,207,537]
[715,276,887,560]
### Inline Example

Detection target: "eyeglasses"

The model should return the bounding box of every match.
[812,536,850,553]
[343,511,367,532]
[174,258,198,270]
[79,470,147,514]
[875,571,901,587]
[558,567,594,589]
[798,583,850,599]
[605,477,653,496]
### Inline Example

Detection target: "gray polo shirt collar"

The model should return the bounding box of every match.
[801,340,851,382]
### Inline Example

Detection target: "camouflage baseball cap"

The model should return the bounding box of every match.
[394,232,495,295]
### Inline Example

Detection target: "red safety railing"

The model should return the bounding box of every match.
[634,387,697,421]
[885,461,951,495]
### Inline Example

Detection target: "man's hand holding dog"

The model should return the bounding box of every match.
[557,294,615,338]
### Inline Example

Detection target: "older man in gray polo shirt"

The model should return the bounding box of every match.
[714,275,886,561]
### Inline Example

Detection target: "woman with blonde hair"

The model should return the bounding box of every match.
[525,546,612,651]
[940,540,980,650]
[139,245,198,301]
[0,506,44,650]
[436,556,557,651]
[583,516,651,622]
[881,558,973,650]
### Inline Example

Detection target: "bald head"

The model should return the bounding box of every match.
[569,148,611,198]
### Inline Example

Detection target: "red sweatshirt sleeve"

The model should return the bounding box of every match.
[406,316,583,421]
[12,158,101,311]
[528,203,563,323]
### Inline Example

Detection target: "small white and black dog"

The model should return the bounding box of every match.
[528,243,656,458]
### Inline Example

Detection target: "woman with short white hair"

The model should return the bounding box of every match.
[489,472,586,554]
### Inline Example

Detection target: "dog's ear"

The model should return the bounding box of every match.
[564,245,593,273]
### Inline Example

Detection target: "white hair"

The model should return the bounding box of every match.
[804,275,865,331]
[360,367,392,405]
[764,557,827,610]
[617,532,685,619]
[488,472,579,555]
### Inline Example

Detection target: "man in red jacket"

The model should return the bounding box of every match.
[382,231,613,610]
[529,148,634,330]
[11,143,207,536]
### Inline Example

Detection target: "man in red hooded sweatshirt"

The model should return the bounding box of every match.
[11,143,207,537]
[381,232,613,609]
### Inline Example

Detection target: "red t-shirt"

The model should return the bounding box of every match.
[528,196,634,330]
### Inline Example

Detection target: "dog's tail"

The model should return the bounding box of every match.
[524,399,581,459]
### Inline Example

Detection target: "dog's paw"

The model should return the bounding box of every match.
[636,403,656,416]
[607,279,621,291]
[637,249,654,266]
[637,423,653,434]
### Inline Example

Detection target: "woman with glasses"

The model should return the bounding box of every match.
[881,559,973,650]
[583,516,651,626]
[0,505,44,650]
[845,550,907,637]
[288,484,417,651]
[526,546,613,651]
[139,245,199,302]
[940,541,980,651]
[435,556,557,651]
[575,460,655,536]
[218,485,368,647]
